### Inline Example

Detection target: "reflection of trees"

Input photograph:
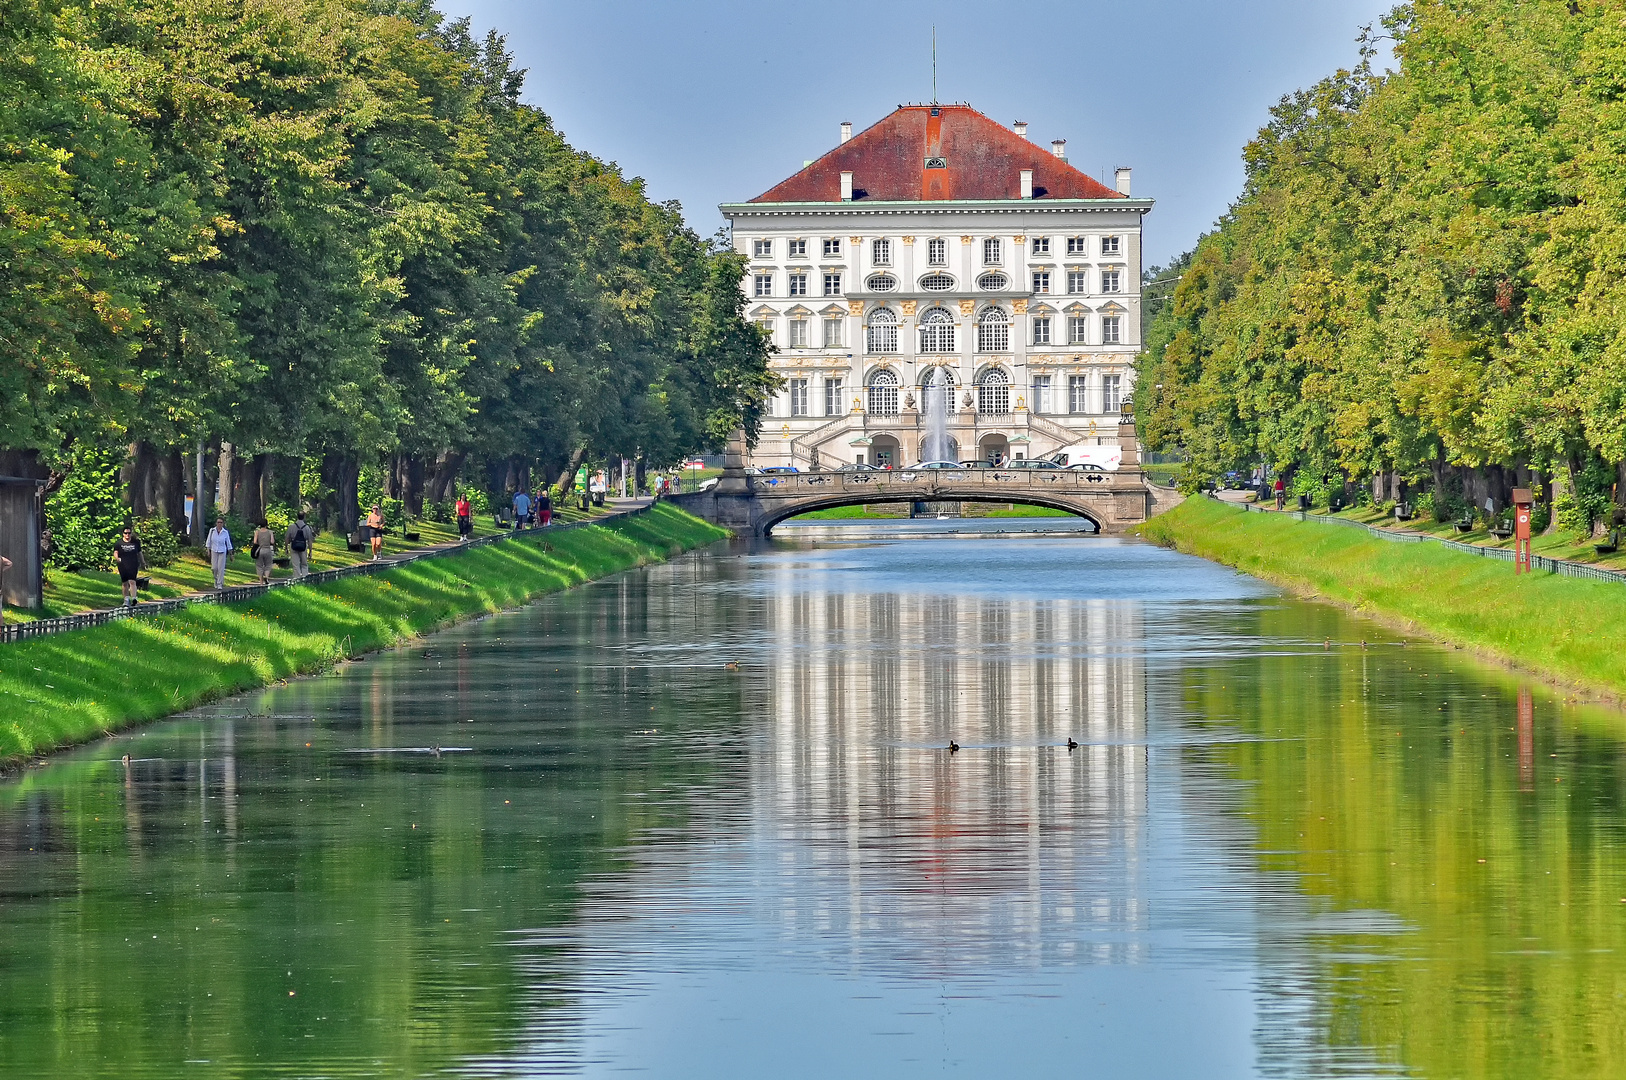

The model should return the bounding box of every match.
[0,566,743,1078]
[1181,603,1626,1077]
[754,580,1148,971]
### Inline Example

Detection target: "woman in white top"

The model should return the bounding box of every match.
[205,517,234,590]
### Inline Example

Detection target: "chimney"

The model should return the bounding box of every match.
[1020,169,1033,199]
[840,121,852,143]
[840,171,854,201]
[1013,120,1028,139]
[1115,167,1132,195]
[1051,139,1067,161]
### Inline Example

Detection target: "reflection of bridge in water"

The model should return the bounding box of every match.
[671,419,1166,536]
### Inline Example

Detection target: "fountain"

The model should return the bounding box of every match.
[921,368,953,462]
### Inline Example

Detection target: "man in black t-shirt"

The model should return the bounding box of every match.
[113,527,142,607]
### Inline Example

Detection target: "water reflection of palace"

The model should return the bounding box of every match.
[751,577,1148,969]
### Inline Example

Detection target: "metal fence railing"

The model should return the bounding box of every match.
[1230,498,1626,585]
[0,504,652,645]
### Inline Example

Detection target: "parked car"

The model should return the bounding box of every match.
[958,459,995,469]
[1068,462,1106,472]
[759,465,799,474]
[913,461,965,470]
[1006,459,1062,469]
[698,477,720,492]
[835,462,881,472]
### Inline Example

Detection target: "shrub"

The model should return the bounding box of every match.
[47,444,127,570]
[134,514,180,567]
[263,502,293,536]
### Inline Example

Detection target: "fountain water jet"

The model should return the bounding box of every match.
[921,368,954,463]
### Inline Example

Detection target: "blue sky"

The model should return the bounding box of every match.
[436,0,1397,267]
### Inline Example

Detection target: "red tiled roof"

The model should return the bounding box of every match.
[750,104,1124,204]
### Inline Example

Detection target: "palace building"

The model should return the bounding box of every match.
[722,103,1152,469]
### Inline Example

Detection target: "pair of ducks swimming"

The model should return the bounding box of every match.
[948,738,1079,753]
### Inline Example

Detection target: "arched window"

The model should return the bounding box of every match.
[867,274,897,293]
[977,272,1008,291]
[866,308,898,353]
[977,308,1009,353]
[918,308,956,354]
[919,273,955,292]
[867,369,900,416]
[976,367,1010,414]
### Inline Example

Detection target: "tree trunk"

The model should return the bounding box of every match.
[216,442,242,516]
[553,446,588,500]
[1431,455,1449,521]
[426,449,465,505]
[239,453,269,526]
[154,448,186,535]
[318,454,360,534]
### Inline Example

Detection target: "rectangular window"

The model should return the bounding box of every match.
[753,238,773,258]
[822,238,841,257]
[787,273,808,296]
[1103,374,1122,412]
[1031,236,1050,255]
[983,237,1002,265]
[1032,271,1051,294]
[1067,236,1088,256]
[1032,374,1052,413]
[1032,316,1051,345]
[824,377,844,415]
[1069,375,1089,414]
[1101,269,1121,293]
[927,238,947,265]
[754,273,773,297]
[787,238,807,257]
[1101,235,1121,255]
[756,319,774,345]
[789,378,809,416]
[823,273,842,296]
[1067,270,1087,294]
[1068,315,1089,344]
[787,319,809,348]
[871,238,891,265]
[1102,315,1122,344]
[822,316,843,347]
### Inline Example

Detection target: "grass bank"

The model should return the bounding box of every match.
[1140,497,1626,698]
[0,505,727,763]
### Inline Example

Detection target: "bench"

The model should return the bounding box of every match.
[1597,529,1620,556]
[1489,527,1513,540]
[1453,512,1475,533]
[1394,502,1414,521]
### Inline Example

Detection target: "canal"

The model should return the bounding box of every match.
[0,523,1622,1077]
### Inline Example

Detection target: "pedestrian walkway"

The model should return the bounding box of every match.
[2,498,658,643]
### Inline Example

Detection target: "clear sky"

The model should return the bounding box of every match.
[436,0,1397,268]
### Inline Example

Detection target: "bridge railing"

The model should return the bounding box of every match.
[747,468,1134,494]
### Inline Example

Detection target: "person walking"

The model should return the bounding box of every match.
[113,525,144,607]
[512,488,531,528]
[535,488,552,527]
[251,519,276,583]
[287,511,314,579]
[455,491,472,541]
[366,504,385,560]
[205,517,233,590]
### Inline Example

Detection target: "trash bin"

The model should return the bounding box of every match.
[1298,494,1310,511]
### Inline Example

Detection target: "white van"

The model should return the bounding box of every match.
[1045,443,1122,471]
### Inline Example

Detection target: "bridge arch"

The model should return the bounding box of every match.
[759,489,1104,535]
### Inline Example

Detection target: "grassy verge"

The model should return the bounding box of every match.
[0,505,727,763]
[1139,497,1626,698]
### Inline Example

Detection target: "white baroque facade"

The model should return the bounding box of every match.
[723,104,1152,470]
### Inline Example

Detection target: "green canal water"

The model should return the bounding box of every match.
[1,524,1623,1077]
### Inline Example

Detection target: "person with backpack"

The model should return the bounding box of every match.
[455,492,473,541]
[112,526,143,607]
[287,511,315,578]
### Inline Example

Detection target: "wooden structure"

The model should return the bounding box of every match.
[0,476,45,611]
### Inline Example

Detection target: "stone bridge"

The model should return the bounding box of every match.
[669,464,1153,537]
